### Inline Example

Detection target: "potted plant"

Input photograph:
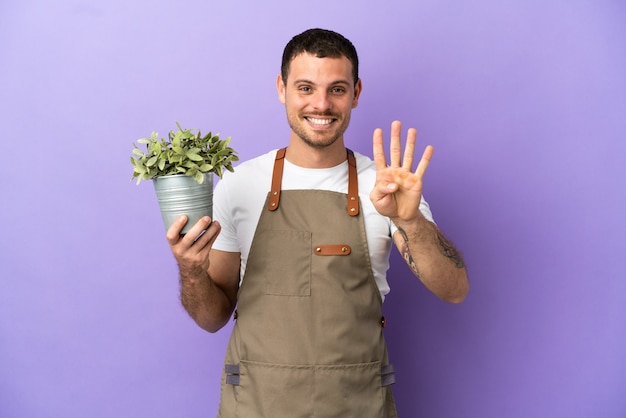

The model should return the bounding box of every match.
[130,122,238,234]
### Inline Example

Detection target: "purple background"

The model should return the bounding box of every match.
[1,1,625,417]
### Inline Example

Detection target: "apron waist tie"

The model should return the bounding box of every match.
[225,364,240,385]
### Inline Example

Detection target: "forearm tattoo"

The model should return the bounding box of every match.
[436,231,465,269]
[398,227,420,276]
[397,226,465,273]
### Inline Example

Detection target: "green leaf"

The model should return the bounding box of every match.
[181,130,194,139]
[187,152,203,162]
[133,165,146,174]
[172,133,181,149]
[146,156,158,167]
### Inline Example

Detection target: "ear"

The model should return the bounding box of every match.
[277,74,286,104]
[352,78,362,109]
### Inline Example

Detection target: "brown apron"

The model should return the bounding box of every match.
[218,149,397,418]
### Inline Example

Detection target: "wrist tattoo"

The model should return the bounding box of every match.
[436,231,465,269]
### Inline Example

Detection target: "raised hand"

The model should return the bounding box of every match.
[370,120,434,222]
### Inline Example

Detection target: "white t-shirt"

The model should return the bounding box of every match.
[212,149,434,300]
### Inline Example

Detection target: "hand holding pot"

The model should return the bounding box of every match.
[166,215,220,279]
[166,216,239,333]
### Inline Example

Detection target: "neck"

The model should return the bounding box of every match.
[285,136,347,168]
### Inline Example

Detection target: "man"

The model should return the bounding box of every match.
[166,28,469,418]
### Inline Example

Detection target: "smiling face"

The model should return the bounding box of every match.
[277,52,362,150]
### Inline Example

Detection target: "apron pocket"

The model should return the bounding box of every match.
[236,360,386,418]
[313,362,385,418]
[237,361,314,418]
[248,229,311,296]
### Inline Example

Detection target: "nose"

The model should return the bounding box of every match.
[311,90,331,111]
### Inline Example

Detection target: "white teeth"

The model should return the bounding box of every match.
[308,117,332,125]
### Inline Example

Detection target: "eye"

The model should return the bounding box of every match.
[330,87,346,95]
[298,85,312,93]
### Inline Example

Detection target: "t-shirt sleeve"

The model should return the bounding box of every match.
[419,196,435,223]
[211,177,241,253]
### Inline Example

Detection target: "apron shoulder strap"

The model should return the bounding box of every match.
[268,148,286,211]
[346,149,359,216]
[268,147,359,216]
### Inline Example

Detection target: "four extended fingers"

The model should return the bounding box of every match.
[373,120,432,178]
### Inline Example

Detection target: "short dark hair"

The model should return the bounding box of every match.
[281,28,359,86]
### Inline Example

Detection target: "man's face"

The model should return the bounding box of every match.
[277,53,362,149]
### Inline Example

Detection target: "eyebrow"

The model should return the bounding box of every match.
[292,78,352,87]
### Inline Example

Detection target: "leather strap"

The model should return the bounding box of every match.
[268,148,359,216]
[268,148,286,211]
[346,149,359,216]
[313,244,351,256]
